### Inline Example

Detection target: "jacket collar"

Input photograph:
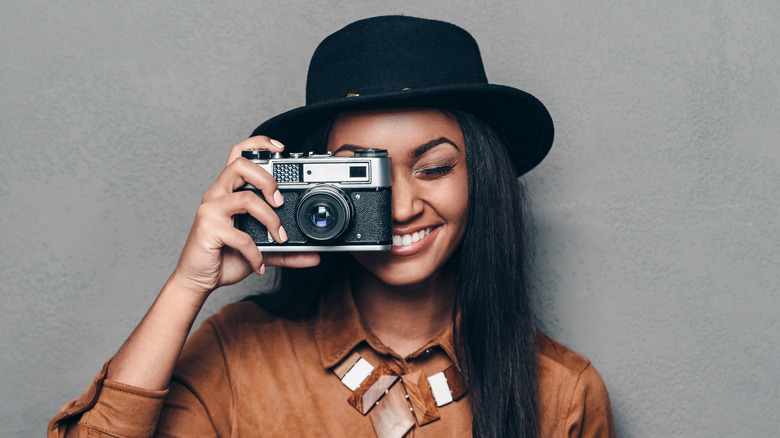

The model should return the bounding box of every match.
[314,275,458,369]
[315,275,366,369]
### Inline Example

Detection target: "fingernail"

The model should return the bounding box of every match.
[273,190,284,206]
[279,226,288,242]
[258,264,266,275]
[270,139,285,149]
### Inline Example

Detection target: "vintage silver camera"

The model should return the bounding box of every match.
[235,149,392,251]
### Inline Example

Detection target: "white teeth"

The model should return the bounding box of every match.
[393,227,433,247]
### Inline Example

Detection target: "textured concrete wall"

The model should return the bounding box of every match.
[2,1,778,436]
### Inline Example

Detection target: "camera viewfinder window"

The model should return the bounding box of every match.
[350,166,367,178]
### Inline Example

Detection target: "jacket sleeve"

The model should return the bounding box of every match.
[565,363,616,438]
[48,313,234,438]
[154,316,234,437]
[47,360,168,438]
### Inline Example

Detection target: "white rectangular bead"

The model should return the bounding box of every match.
[341,357,374,391]
[427,371,453,407]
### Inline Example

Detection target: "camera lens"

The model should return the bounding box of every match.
[296,185,353,241]
[311,205,333,228]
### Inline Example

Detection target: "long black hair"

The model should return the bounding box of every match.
[451,109,538,437]
[250,110,539,437]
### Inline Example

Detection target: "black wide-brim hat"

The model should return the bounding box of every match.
[252,15,554,176]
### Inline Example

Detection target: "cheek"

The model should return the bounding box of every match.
[427,173,469,230]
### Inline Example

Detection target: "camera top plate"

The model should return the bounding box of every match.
[241,149,392,188]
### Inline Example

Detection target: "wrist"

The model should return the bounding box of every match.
[162,272,212,310]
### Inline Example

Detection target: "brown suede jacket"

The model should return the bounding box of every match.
[49,279,615,437]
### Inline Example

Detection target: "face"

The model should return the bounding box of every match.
[327,108,469,287]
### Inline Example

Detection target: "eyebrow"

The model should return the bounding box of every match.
[333,137,459,159]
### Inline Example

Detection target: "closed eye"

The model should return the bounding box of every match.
[415,163,456,178]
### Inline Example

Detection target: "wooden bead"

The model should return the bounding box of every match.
[333,352,362,379]
[443,365,467,401]
[369,382,416,438]
[348,363,399,415]
[401,370,440,426]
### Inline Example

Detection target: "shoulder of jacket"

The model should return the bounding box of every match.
[204,300,314,329]
[536,331,593,377]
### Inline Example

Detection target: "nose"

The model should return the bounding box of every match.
[392,173,424,224]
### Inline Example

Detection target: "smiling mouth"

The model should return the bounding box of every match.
[392,227,433,248]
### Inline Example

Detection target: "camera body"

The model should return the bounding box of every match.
[235,149,392,251]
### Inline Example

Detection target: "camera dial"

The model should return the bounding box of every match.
[242,149,271,160]
[354,148,388,157]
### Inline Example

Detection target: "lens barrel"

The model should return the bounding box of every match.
[296,185,353,241]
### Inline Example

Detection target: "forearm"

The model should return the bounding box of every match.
[51,136,314,438]
[107,274,208,390]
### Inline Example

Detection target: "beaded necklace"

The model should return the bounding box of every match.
[332,352,467,438]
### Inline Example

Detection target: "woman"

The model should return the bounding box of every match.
[49,16,614,438]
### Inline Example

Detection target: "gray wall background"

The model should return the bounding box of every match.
[2,1,778,436]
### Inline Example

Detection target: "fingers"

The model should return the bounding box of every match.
[177,136,316,292]
[202,158,281,207]
[202,190,288,244]
[221,138,321,272]
[203,136,287,207]
[217,224,266,275]
[207,219,320,276]
[263,252,322,269]
[226,135,285,165]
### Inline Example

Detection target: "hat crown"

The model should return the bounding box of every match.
[306,16,488,105]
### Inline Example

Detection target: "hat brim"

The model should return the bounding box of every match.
[251,83,553,176]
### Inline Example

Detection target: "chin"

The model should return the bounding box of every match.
[350,252,448,288]
[374,267,434,287]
